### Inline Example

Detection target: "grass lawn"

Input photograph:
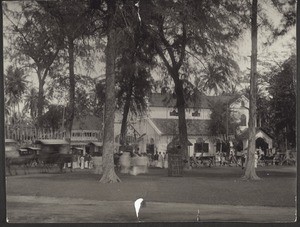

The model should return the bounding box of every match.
[6,165,296,207]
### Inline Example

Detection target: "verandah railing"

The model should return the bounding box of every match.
[5,124,66,145]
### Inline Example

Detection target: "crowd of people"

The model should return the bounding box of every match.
[65,144,294,174]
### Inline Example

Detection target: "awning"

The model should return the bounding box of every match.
[27,147,41,150]
[35,139,69,145]
[19,148,28,152]
[88,141,103,147]
[5,139,17,143]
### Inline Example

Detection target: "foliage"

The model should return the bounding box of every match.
[268,54,296,148]
[209,100,240,142]
[39,105,64,131]
[3,1,63,122]
[38,0,105,138]
[23,88,39,124]
[139,0,249,166]
[4,66,27,113]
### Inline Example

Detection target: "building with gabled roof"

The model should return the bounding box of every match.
[132,92,273,156]
[70,115,103,154]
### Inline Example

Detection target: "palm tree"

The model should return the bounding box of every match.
[4,66,28,118]
[198,62,239,95]
[23,87,39,125]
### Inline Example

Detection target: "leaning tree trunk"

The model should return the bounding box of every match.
[174,76,190,169]
[243,0,260,180]
[100,0,121,183]
[66,36,76,143]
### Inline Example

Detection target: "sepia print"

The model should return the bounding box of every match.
[2,0,297,223]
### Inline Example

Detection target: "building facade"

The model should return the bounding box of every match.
[130,93,272,156]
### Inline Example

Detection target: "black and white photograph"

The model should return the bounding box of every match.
[2,0,297,223]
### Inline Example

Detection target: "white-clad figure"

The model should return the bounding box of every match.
[84,155,89,169]
[80,155,85,169]
[72,155,78,169]
[131,153,149,176]
[163,152,168,168]
[157,152,163,168]
[92,156,103,174]
[254,151,258,168]
[120,152,131,174]
[131,155,139,176]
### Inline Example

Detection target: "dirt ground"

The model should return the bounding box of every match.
[5,165,297,223]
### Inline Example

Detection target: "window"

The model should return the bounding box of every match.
[240,114,246,126]
[194,142,209,153]
[192,110,200,117]
[170,109,178,116]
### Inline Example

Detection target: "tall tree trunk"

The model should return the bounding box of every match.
[243,0,260,180]
[100,0,121,183]
[37,72,45,128]
[66,36,75,143]
[119,86,133,147]
[174,75,190,169]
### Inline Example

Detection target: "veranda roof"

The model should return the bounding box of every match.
[35,139,69,145]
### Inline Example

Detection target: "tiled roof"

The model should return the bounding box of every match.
[149,93,240,108]
[72,115,102,131]
[150,118,211,136]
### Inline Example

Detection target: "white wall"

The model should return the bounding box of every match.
[230,96,250,131]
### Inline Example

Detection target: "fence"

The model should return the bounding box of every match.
[5,124,66,145]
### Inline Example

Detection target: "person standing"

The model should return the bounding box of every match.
[120,152,131,174]
[163,152,168,168]
[254,151,259,168]
[80,155,85,170]
[154,151,159,167]
[157,152,163,168]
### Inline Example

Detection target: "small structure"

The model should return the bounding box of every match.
[86,141,103,156]
[70,115,103,155]
[19,147,41,156]
[239,128,273,154]
[35,139,69,154]
[5,139,19,158]
[167,138,185,177]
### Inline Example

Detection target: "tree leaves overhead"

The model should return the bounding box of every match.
[4,1,63,71]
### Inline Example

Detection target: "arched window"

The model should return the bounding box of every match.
[241,100,245,107]
[240,114,246,126]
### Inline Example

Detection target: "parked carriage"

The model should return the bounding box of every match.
[34,139,73,173]
[5,139,36,175]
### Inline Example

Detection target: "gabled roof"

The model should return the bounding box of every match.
[150,118,211,136]
[238,128,274,140]
[149,93,241,109]
[72,115,102,131]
